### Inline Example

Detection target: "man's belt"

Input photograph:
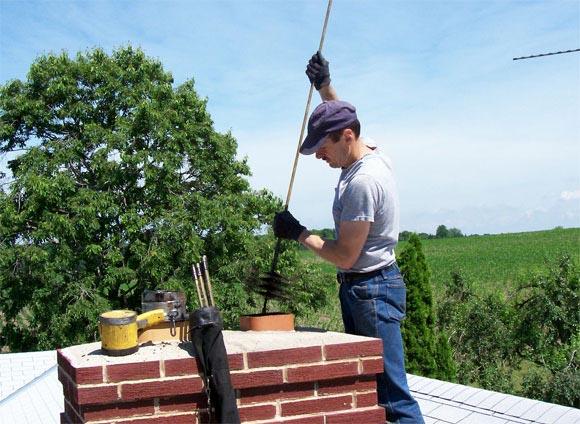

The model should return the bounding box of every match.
[337,262,396,284]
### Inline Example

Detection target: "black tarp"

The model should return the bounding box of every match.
[190,307,240,424]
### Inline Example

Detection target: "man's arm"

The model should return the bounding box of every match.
[273,212,369,270]
[298,220,370,269]
[317,84,338,101]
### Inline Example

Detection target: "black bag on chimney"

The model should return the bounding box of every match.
[190,306,240,424]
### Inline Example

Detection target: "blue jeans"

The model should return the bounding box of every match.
[339,263,424,424]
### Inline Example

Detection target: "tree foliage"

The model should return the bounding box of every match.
[0,47,327,351]
[438,255,579,406]
[438,276,516,392]
[399,226,463,241]
[435,225,463,238]
[398,233,455,380]
[435,225,449,239]
[310,228,335,240]
[514,255,579,407]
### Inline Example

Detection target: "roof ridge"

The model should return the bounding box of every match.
[0,364,57,405]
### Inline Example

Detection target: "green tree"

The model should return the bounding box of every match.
[514,255,579,406]
[398,230,412,241]
[435,225,449,238]
[438,272,517,391]
[437,257,579,406]
[0,46,327,352]
[399,233,455,380]
[311,228,334,240]
[448,227,463,238]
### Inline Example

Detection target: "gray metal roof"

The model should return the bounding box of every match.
[409,374,580,424]
[0,365,61,424]
[0,351,56,400]
[1,350,579,424]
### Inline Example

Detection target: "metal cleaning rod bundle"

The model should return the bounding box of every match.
[191,255,215,307]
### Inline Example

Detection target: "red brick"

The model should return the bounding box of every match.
[61,378,73,405]
[57,349,73,375]
[76,384,119,405]
[75,366,104,384]
[107,361,160,382]
[356,391,378,407]
[281,394,353,417]
[318,376,377,396]
[121,377,204,401]
[58,349,103,384]
[239,382,315,404]
[64,379,76,404]
[230,369,284,389]
[325,406,385,424]
[238,403,277,421]
[117,413,197,424]
[57,367,70,386]
[260,418,324,424]
[324,340,383,360]
[164,357,200,377]
[158,394,208,412]
[80,399,155,421]
[286,361,358,383]
[228,353,244,370]
[361,357,384,375]
[318,376,358,395]
[355,375,378,391]
[247,346,322,368]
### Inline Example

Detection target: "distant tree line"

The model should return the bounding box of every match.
[310,228,335,240]
[399,224,464,241]
[311,224,465,242]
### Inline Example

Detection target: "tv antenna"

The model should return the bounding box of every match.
[513,48,580,61]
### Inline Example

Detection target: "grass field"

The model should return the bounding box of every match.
[296,227,580,331]
[408,227,580,295]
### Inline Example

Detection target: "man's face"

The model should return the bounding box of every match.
[315,132,349,169]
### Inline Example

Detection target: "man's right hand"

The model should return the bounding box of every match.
[273,210,306,241]
[306,51,331,90]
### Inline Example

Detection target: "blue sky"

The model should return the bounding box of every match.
[1,0,578,235]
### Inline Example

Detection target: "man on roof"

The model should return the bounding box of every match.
[273,52,424,424]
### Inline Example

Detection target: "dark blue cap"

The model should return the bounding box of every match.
[300,100,358,155]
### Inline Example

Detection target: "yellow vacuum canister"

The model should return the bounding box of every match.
[99,309,165,356]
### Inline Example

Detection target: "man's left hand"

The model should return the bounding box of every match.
[306,51,331,90]
[273,210,306,241]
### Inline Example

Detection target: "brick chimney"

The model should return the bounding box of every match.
[58,330,385,423]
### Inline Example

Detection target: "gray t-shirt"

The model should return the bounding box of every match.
[332,147,400,273]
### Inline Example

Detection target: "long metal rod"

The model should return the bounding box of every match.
[264,0,333,315]
[513,48,580,61]
[202,255,215,307]
[191,265,205,307]
[196,263,208,307]
[284,0,333,209]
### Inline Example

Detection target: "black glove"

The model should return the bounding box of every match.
[273,210,306,241]
[305,51,331,90]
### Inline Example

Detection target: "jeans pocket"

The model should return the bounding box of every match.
[350,279,381,300]
[345,280,381,338]
[385,286,406,321]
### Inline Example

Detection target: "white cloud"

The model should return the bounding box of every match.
[561,190,580,201]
